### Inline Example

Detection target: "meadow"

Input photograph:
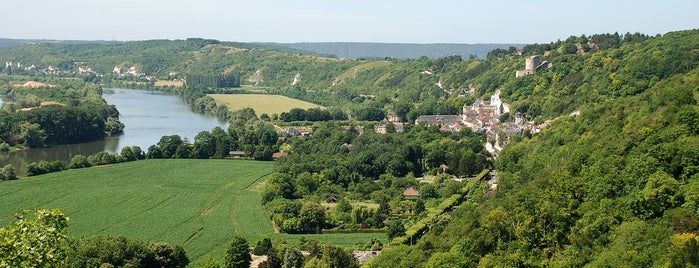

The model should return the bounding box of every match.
[154,80,184,87]
[208,94,324,115]
[0,159,385,262]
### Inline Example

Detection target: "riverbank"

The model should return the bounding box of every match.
[0,88,228,176]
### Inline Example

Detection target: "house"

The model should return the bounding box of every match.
[354,251,381,265]
[228,151,248,158]
[374,121,405,134]
[403,187,420,198]
[387,113,401,123]
[415,115,463,128]
[283,127,301,136]
[272,152,288,160]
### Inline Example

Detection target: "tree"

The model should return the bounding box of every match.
[354,107,385,121]
[196,256,223,268]
[562,42,578,54]
[212,126,232,158]
[425,252,468,268]
[146,145,163,159]
[282,247,304,268]
[387,220,406,240]
[146,242,190,268]
[194,130,215,159]
[335,198,353,214]
[105,117,125,134]
[306,244,358,268]
[300,202,326,233]
[120,146,144,162]
[666,233,699,268]
[633,171,681,219]
[66,235,189,267]
[157,135,184,158]
[224,235,251,268]
[0,209,69,267]
[15,122,46,148]
[259,247,282,268]
[253,238,273,255]
[0,164,17,181]
[414,198,426,216]
[88,151,118,166]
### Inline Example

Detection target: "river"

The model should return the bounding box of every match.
[0,88,228,175]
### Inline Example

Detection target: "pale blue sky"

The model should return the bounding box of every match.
[4,0,698,43]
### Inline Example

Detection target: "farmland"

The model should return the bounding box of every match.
[154,80,184,87]
[0,159,385,262]
[208,94,324,115]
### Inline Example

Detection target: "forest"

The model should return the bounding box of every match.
[0,29,698,267]
[0,79,123,150]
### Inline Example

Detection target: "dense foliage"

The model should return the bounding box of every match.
[368,29,699,267]
[66,235,189,267]
[186,73,240,88]
[264,123,491,233]
[0,209,189,267]
[0,80,123,149]
[0,209,68,267]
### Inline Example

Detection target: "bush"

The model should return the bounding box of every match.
[253,238,273,255]
[66,235,189,268]
[68,154,91,169]
[0,164,17,181]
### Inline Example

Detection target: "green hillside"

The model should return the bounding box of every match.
[366,30,699,267]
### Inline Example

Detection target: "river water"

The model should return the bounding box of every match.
[0,88,228,175]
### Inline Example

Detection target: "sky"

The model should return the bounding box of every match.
[4,0,698,44]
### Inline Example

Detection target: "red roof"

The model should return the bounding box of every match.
[403,187,420,197]
[272,152,288,159]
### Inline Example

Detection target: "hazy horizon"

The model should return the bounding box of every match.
[3,0,698,44]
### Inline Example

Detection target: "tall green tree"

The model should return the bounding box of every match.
[282,247,304,268]
[224,235,251,268]
[15,122,46,148]
[299,202,326,233]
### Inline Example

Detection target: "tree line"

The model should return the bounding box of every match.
[185,73,241,88]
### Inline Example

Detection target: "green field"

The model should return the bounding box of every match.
[208,94,324,115]
[0,159,385,262]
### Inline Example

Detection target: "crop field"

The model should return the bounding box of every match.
[0,159,385,262]
[154,80,184,87]
[208,94,324,115]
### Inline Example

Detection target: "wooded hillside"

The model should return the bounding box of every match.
[367,30,699,267]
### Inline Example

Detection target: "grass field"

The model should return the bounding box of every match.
[208,94,324,115]
[0,159,385,263]
[154,80,184,87]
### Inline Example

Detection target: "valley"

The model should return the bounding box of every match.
[0,29,698,267]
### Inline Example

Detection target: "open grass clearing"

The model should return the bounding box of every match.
[154,80,184,87]
[208,94,324,115]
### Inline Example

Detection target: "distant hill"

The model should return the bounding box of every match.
[0,38,116,47]
[263,42,525,59]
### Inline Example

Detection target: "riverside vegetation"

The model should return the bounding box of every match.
[0,29,698,267]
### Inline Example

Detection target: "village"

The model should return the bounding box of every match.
[366,55,557,157]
